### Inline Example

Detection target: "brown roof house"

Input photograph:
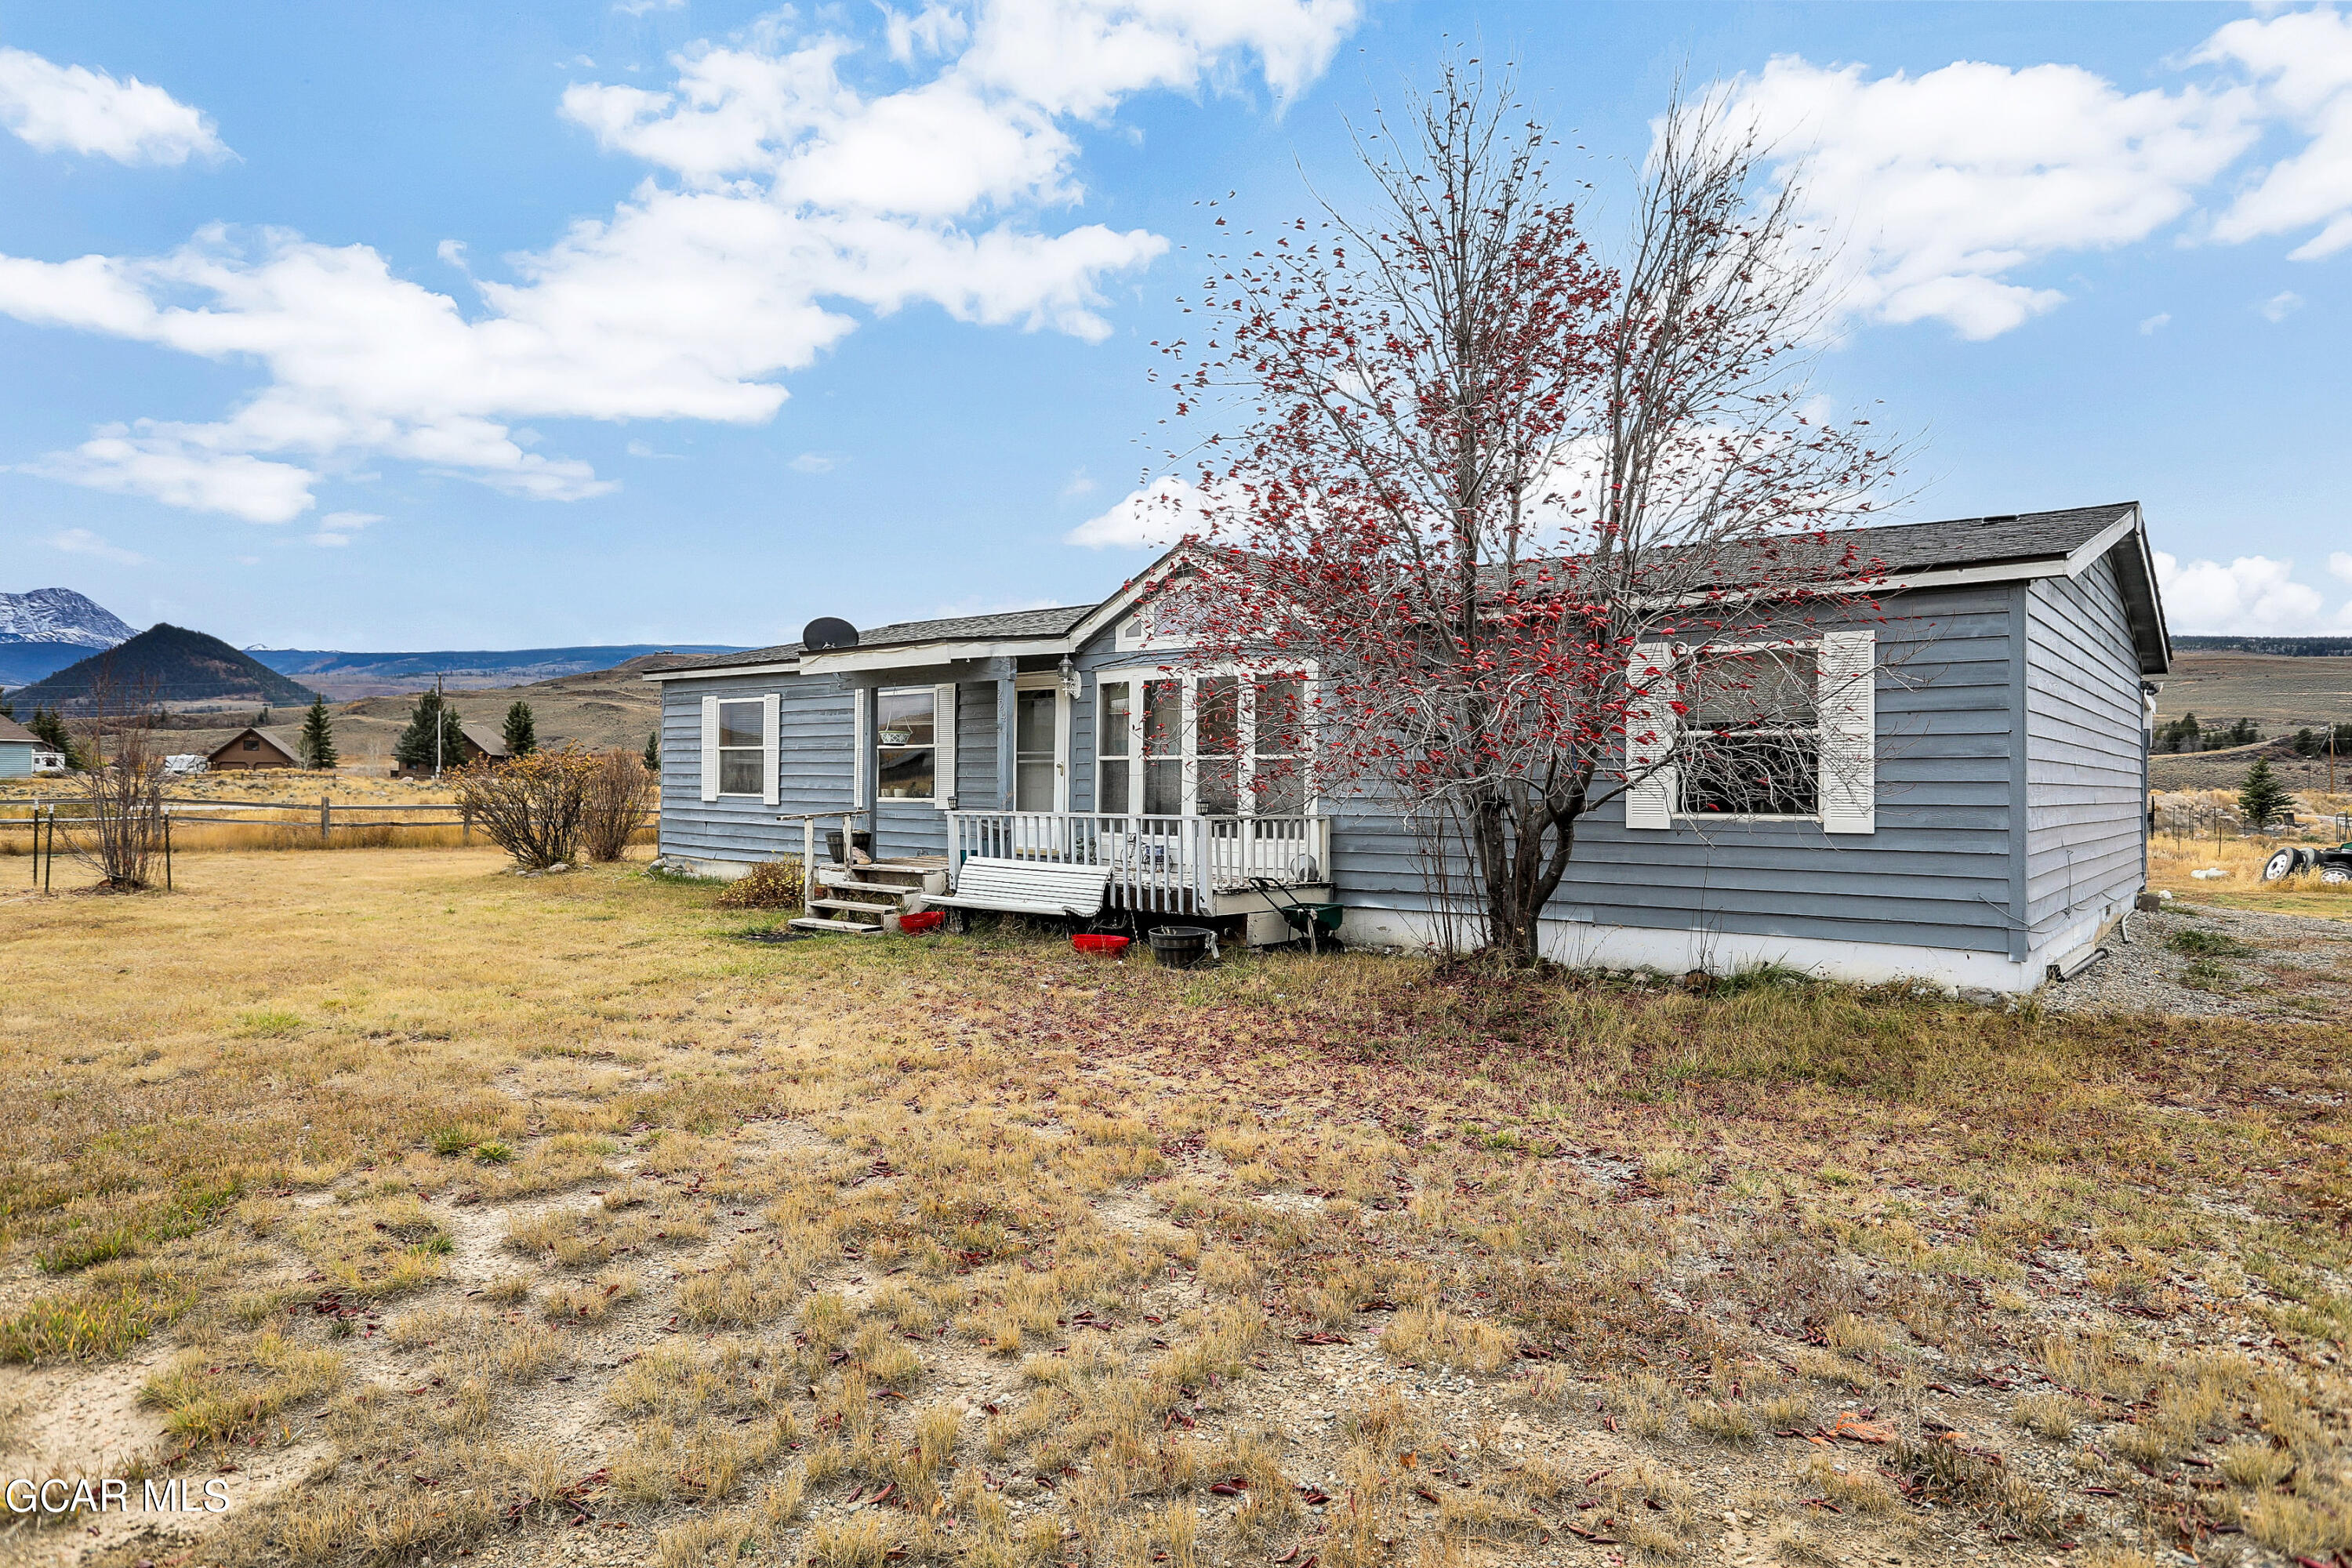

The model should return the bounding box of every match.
[207,727,303,771]
[390,724,510,778]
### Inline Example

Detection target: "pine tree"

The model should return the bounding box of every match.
[644,729,660,772]
[2239,757,2292,829]
[503,700,538,757]
[27,706,82,769]
[299,695,338,770]
[393,692,467,774]
[255,703,273,728]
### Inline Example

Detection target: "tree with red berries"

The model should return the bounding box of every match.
[1152,68,1904,965]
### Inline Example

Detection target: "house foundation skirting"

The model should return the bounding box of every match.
[1332,906,2105,996]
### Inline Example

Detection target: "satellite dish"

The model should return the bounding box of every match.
[802,617,858,652]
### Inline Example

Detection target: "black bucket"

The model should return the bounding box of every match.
[1147,926,1215,969]
[825,828,874,864]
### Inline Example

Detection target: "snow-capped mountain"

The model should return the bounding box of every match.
[0,588,137,649]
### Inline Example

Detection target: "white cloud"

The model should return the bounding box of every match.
[2155,550,2334,634]
[615,0,686,14]
[310,510,381,546]
[0,2,1358,521]
[1724,56,2259,340]
[2259,289,2305,321]
[2330,551,2352,586]
[2138,311,2170,334]
[20,430,316,522]
[1065,474,1207,547]
[45,526,145,565]
[789,452,836,473]
[2198,8,2352,260]
[0,45,228,165]
[1060,466,1097,498]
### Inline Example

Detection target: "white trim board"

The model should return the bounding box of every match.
[1332,908,2062,995]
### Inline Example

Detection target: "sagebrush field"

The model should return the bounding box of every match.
[3,851,2350,1568]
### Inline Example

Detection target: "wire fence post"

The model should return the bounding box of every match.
[165,809,172,891]
[320,794,331,845]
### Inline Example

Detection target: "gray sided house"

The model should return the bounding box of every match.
[647,503,2171,994]
[0,715,38,779]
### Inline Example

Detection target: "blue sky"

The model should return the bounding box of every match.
[1,2,2347,649]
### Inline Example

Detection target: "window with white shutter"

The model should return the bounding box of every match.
[699,695,720,802]
[760,693,780,806]
[1624,644,1676,829]
[1817,629,1876,834]
[932,683,958,808]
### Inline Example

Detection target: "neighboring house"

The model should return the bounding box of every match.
[0,716,37,779]
[389,725,510,778]
[208,727,303,770]
[646,503,2171,994]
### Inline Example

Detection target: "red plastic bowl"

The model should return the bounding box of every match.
[1072,934,1131,955]
[898,910,945,934]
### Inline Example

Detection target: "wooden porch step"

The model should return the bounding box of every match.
[822,880,920,897]
[809,898,897,915]
[786,916,884,935]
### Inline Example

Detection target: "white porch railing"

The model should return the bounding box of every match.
[946,811,1330,914]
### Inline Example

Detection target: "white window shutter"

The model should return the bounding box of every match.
[1624,643,1676,830]
[699,695,720,802]
[932,683,957,808]
[851,690,869,807]
[1818,629,1876,835]
[760,693,780,805]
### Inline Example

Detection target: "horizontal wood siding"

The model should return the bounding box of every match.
[666,572,2112,966]
[2023,554,2147,946]
[1321,586,2024,953]
[958,681,1001,811]
[658,673,856,866]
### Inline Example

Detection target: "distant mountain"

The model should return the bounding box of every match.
[0,589,138,686]
[2173,635,2352,657]
[13,624,319,710]
[242,643,747,699]
[0,587,136,649]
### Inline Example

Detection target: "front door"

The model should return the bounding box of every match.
[1014,687,1061,811]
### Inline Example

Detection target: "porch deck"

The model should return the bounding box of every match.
[946,811,1330,916]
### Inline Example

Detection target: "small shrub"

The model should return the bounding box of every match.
[715,858,806,912]
[474,1141,514,1165]
[581,748,653,863]
[429,1126,476,1156]
[455,747,595,869]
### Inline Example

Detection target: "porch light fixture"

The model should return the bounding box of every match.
[1058,655,1082,696]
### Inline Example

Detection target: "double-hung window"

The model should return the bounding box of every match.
[717,700,764,796]
[1624,630,1875,833]
[1094,669,1310,817]
[875,688,937,800]
[1679,648,1820,817]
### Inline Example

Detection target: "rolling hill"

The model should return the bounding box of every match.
[243,643,746,699]
[11,624,319,710]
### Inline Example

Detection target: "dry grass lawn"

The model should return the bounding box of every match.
[4,849,2351,1568]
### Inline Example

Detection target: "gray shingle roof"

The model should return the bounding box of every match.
[646,503,2160,677]
[1828,503,2137,575]
[645,604,1094,674]
[0,715,39,745]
